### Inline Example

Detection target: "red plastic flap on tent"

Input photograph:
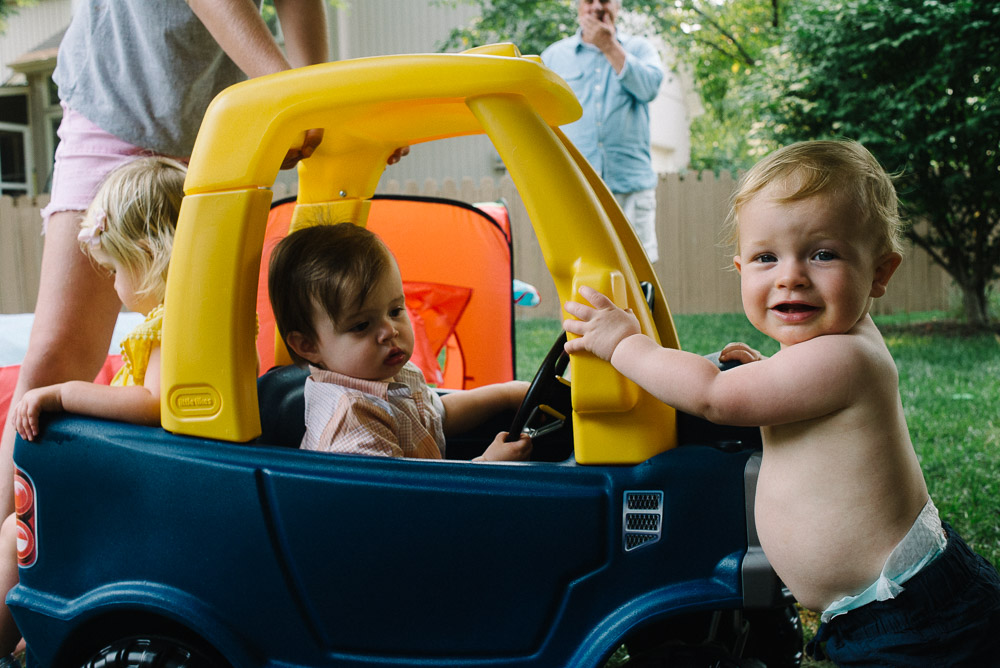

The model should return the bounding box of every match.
[404,281,472,386]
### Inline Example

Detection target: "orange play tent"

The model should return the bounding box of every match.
[256,195,516,389]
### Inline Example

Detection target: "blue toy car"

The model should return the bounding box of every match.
[10,45,801,667]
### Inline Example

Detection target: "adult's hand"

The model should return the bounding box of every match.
[280,128,325,170]
[580,12,616,51]
[281,137,410,170]
[387,146,410,165]
[579,12,626,73]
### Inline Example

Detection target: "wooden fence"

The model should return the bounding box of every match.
[0,194,45,315]
[1,173,953,319]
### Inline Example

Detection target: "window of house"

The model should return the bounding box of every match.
[0,93,30,196]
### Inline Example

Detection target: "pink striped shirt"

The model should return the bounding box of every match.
[300,362,446,459]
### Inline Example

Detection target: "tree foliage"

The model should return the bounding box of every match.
[436,0,784,172]
[749,0,1000,325]
[632,0,785,172]
[436,0,574,56]
[0,0,30,33]
[437,0,998,324]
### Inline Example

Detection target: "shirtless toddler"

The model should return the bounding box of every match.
[563,140,1000,664]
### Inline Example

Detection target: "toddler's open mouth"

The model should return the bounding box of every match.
[772,302,818,315]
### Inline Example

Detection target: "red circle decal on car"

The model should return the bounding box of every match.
[16,519,35,567]
[14,475,33,518]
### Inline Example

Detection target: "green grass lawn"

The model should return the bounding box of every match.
[515,309,999,665]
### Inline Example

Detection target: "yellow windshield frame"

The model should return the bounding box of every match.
[161,44,679,463]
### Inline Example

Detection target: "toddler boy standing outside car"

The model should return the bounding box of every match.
[562,140,1000,665]
[268,223,531,462]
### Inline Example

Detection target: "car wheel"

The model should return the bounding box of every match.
[614,606,801,668]
[742,605,804,668]
[623,644,758,668]
[81,636,224,668]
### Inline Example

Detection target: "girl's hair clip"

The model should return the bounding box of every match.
[78,208,107,248]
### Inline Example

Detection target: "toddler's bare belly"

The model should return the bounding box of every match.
[755,470,925,611]
[756,501,886,610]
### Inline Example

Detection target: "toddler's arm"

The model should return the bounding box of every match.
[563,286,755,425]
[475,431,532,462]
[13,381,160,441]
[563,286,642,360]
[439,380,529,436]
[564,286,869,427]
[13,346,162,441]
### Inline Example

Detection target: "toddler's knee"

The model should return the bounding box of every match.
[0,515,16,549]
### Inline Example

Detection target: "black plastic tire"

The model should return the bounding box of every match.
[81,636,222,668]
[624,644,751,668]
[614,606,802,668]
[743,605,804,668]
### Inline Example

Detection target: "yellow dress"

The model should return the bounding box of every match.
[111,304,164,387]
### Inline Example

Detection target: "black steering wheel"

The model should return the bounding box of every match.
[507,282,655,453]
[506,331,571,442]
[507,282,656,447]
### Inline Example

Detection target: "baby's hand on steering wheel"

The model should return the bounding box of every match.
[476,431,532,462]
[719,342,765,365]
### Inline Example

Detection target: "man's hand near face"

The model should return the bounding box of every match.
[580,11,615,49]
[579,2,626,73]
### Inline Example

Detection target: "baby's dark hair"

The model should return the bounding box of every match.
[268,223,394,365]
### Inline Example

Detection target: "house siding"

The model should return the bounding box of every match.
[0,0,72,85]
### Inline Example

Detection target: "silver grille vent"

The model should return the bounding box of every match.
[623,491,663,552]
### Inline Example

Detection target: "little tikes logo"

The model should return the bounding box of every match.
[169,385,222,417]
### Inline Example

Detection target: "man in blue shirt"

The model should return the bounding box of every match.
[542,0,664,262]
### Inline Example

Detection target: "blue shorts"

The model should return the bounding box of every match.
[807,523,1000,666]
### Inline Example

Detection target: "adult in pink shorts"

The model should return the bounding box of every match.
[0,0,330,528]
[0,1,337,658]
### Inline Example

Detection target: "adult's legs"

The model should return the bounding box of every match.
[614,189,658,264]
[0,210,121,517]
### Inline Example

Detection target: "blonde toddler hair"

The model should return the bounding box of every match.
[724,140,904,256]
[78,156,187,304]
